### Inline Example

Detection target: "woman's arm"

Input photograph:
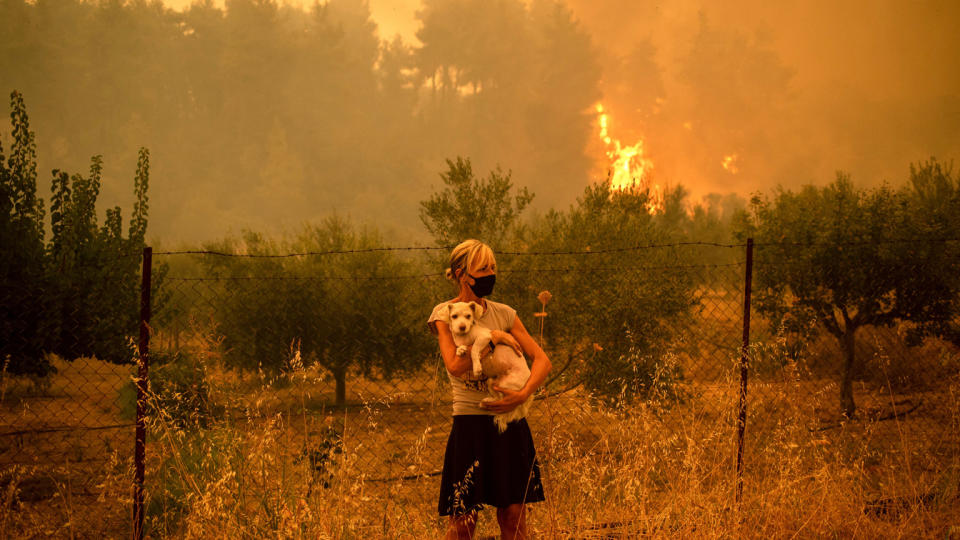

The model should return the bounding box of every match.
[481,316,553,414]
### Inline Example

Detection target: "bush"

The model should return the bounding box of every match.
[118,351,221,427]
[507,181,698,405]
[199,218,434,406]
[584,328,687,407]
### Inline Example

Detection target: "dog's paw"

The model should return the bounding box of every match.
[456,345,467,356]
[472,367,484,378]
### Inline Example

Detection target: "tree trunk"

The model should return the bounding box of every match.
[840,328,857,418]
[334,369,346,406]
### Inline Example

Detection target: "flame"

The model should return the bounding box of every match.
[594,103,662,214]
[722,154,739,174]
[597,104,612,145]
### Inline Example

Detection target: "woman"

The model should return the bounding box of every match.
[427,239,552,540]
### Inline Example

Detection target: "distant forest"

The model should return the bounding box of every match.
[3,0,958,243]
[1,0,605,241]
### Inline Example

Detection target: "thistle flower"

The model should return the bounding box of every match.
[535,290,552,318]
[537,290,553,306]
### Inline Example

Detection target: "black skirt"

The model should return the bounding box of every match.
[438,415,546,516]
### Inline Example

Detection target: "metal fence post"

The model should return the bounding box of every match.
[133,246,152,540]
[735,238,753,504]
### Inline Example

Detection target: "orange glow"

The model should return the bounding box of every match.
[594,103,662,214]
[722,154,739,174]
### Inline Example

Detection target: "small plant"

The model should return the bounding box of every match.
[294,425,343,492]
[584,327,687,408]
[119,350,222,427]
[144,427,240,534]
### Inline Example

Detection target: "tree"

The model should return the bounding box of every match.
[413,0,602,210]
[515,180,697,405]
[46,148,155,364]
[900,159,960,346]
[203,217,433,405]
[415,0,531,98]
[0,90,49,376]
[737,171,960,417]
[675,13,795,190]
[419,156,533,248]
[1,91,153,373]
[597,38,664,137]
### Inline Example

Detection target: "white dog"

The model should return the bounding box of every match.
[445,301,534,432]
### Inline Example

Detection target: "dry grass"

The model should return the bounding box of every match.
[1,338,959,539]
[0,356,135,538]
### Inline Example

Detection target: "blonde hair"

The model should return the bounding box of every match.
[445,239,497,283]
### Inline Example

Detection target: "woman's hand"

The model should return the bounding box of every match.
[491,330,523,356]
[452,343,493,380]
[479,385,530,413]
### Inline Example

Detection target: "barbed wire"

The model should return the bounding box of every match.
[154,241,745,259]
[496,241,745,254]
[163,261,747,282]
[753,237,960,248]
[153,246,447,257]
[164,273,445,282]
[151,237,960,260]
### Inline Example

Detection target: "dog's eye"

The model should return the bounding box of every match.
[451,314,458,319]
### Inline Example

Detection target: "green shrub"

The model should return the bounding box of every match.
[118,351,222,427]
[584,328,687,407]
[199,218,434,406]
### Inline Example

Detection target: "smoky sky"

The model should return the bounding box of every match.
[566,0,960,192]
[3,0,958,243]
[351,0,960,195]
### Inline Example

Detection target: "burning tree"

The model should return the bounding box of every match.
[738,167,960,417]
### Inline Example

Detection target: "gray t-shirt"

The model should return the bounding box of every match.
[427,299,517,416]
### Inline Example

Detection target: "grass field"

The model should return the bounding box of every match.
[1,343,958,539]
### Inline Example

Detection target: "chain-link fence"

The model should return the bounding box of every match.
[1,241,958,537]
[0,250,143,538]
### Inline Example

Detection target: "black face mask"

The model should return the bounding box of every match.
[468,273,496,298]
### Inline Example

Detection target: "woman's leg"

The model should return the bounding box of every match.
[496,504,528,540]
[443,511,477,540]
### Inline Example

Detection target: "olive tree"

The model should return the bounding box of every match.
[419,156,533,249]
[737,168,960,417]
[511,181,697,405]
[202,217,434,405]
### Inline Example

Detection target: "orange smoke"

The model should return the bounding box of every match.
[722,154,739,174]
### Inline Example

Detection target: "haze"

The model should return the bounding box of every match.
[2,0,957,243]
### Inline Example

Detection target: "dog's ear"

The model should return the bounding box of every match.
[469,301,483,319]
[441,303,452,323]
